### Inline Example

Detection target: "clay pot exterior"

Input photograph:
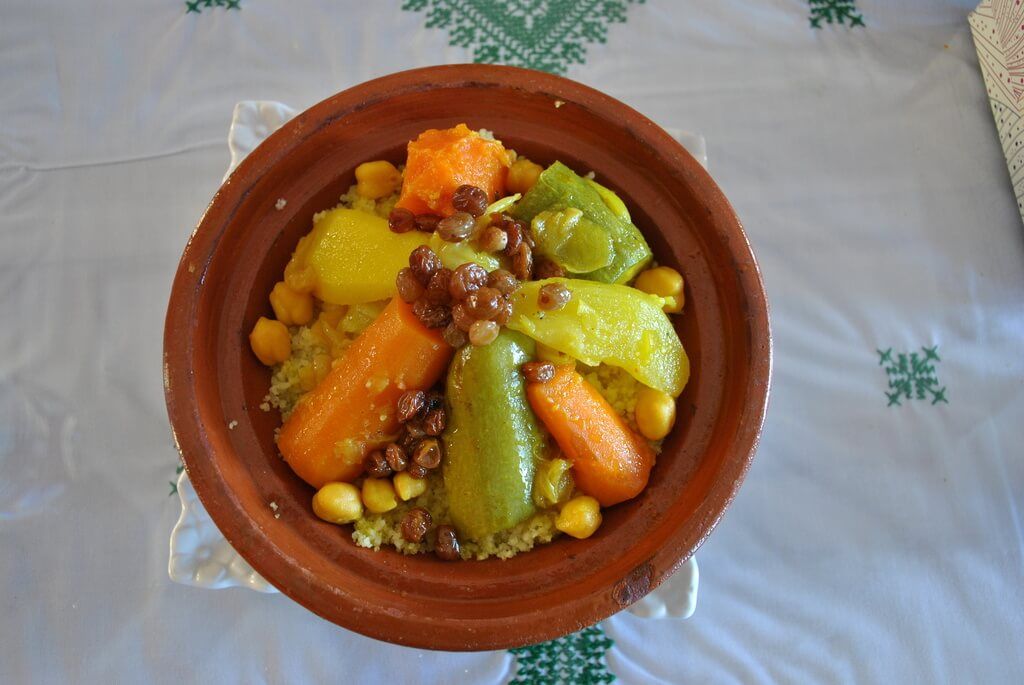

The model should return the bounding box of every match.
[164,65,770,650]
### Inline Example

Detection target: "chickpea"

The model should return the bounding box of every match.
[361,478,398,513]
[269,281,314,326]
[249,317,291,366]
[634,266,685,313]
[393,471,428,501]
[507,158,544,194]
[354,160,401,200]
[556,496,602,539]
[634,387,676,440]
[312,482,363,524]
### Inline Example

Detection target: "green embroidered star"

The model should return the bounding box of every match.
[402,0,645,75]
[878,346,948,408]
[509,624,615,684]
[809,0,864,29]
[185,0,241,13]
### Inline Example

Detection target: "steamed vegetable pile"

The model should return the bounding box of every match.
[250,124,690,561]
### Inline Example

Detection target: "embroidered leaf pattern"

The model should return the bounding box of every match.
[809,0,864,28]
[509,624,615,684]
[401,0,645,74]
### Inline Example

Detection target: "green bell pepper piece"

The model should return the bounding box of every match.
[512,162,652,283]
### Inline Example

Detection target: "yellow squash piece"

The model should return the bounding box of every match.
[507,278,689,397]
[288,208,428,305]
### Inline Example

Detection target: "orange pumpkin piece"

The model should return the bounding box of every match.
[395,123,511,217]
[277,298,453,488]
[526,366,656,507]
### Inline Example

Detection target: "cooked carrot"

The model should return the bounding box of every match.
[526,366,656,507]
[278,298,452,488]
[396,123,510,217]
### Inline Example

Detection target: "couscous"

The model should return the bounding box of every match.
[252,124,690,560]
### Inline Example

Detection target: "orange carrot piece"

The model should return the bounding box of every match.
[278,298,452,488]
[396,123,511,217]
[526,366,656,507]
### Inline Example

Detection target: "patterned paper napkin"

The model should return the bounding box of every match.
[970,0,1024,222]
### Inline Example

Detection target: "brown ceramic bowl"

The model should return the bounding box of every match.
[164,64,770,650]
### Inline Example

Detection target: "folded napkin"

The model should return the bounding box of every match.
[970,0,1024,224]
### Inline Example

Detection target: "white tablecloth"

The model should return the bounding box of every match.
[1,1,1022,682]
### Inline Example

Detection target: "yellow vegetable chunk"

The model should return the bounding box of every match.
[249,317,291,366]
[507,278,689,397]
[312,482,363,524]
[634,266,685,313]
[290,208,428,306]
[635,386,677,440]
[556,496,602,539]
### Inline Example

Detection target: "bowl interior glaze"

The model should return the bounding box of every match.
[164,64,770,650]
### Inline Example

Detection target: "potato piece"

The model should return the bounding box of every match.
[290,208,428,306]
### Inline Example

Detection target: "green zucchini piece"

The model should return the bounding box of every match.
[585,178,631,221]
[507,278,690,397]
[512,162,652,283]
[530,208,615,274]
[443,331,544,539]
